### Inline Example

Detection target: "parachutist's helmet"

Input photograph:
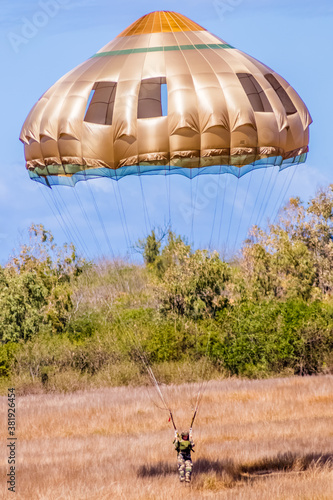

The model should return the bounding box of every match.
[181,431,189,439]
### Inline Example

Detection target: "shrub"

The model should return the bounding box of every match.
[212,300,333,377]
[0,342,19,377]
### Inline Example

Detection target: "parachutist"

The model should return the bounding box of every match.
[174,430,195,484]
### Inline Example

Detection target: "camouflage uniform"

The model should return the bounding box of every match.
[174,434,194,483]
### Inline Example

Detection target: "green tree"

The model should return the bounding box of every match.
[240,185,333,301]
[0,224,84,342]
[142,230,161,264]
[156,233,230,318]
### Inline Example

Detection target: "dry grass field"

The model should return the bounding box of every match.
[1,375,333,499]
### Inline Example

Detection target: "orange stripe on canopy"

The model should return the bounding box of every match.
[117,11,206,37]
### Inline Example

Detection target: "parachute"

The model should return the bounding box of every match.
[19,11,312,429]
[20,11,311,187]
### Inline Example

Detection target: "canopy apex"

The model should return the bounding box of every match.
[117,11,206,37]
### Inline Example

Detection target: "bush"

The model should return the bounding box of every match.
[0,342,19,377]
[212,300,333,377]
[66,314,99,343]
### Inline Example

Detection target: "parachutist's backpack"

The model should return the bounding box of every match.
[175,439,194,457]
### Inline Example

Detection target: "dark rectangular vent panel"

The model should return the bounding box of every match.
[84,82,117,125]
[237,73,273,113]
[265,74,297,115]
[138,77,167,119]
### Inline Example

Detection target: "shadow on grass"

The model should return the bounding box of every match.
[138,462,175,477]
[137,452,332,480]
[238,452,333,478]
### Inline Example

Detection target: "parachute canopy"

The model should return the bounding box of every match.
[20,11,312,186]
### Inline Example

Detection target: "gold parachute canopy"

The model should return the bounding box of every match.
[20,10,312,186]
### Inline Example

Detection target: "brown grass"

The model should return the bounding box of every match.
[1,375,332,499]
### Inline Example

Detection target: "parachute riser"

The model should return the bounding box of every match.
[190,409,197,430]
[169,410,177,432]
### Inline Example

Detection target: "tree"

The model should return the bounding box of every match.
[0,224,84,342]
[135,227,170,267]
[156,232,230,318]
[240,185,333,301]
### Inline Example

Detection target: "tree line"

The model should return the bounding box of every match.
[0,185,332,390]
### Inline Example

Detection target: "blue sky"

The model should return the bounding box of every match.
[0,0,332,263]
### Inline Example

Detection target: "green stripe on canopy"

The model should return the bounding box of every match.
[92,43,234,58]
